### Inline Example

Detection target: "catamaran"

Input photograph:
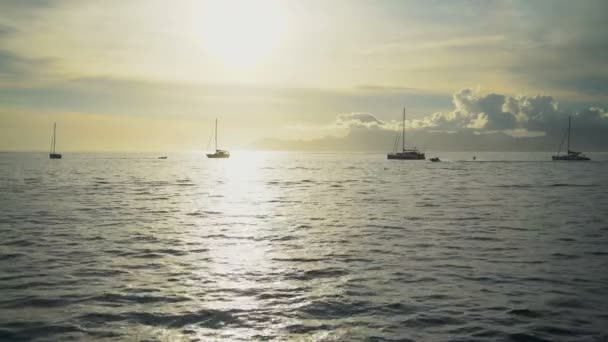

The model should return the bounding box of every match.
[552,116,590,161]
[387,108,425,160]
[206,118,230,159]
[49,122,62,159]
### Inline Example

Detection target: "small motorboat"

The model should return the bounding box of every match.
[158,156,167,159]
[430,157,440,162]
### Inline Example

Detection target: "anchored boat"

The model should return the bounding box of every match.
[49,122,62,159]
[552,116,590,161]
[387,108,425,160]
[207,118,230,159]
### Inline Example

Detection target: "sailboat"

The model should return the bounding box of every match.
[206,118,230,158]
[49,122,62,159]
[552,116,590,161]
[387,108,425,160]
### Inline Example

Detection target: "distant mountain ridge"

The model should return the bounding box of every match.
[254,129,608,152]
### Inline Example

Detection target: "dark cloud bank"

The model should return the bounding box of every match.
[256,89,608,151]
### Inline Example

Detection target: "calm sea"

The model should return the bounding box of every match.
[1,151,607,341]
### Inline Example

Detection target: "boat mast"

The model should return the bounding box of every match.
[402,108,406,152]
[567,115,571,152]
[215,118,218,151]
[52,123,56,154]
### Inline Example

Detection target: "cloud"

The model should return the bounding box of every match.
[453,90,517,130]
[414,88,608,137]
[0,24,17,37]
[411,89,521,132]
[578,107,607,120]
[331,88,607,136]
[2,0,608,103]
[560,76,608,96]
[502,2,608,98]
[355,84,421,93]
[258,88,608,151]
[0,0,57,9]
[504,94,560,132]
[335,112,382,129]
[0,49,54,84]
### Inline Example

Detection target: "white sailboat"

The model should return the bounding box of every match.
[206,118,230,158]
[49,122,62,159]
[387,108,425,160]
[552,116,590,161]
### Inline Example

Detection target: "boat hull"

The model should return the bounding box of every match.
[207,154,230,159]
[387,152,425,160]
[552,155,590,161]
[49,153,62,159]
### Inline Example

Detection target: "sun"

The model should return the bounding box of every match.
[199,0,287,67]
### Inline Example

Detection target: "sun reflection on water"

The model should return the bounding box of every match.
[189,151,282,337]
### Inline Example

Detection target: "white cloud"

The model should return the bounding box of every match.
[335,112,381,128]
[258,89,608,151]
[327,88,608,140]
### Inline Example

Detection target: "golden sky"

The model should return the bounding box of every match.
[1,0,607,151]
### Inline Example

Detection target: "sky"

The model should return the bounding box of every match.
[1,0,607,151]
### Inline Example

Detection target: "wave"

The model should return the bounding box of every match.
[93,292,189,304]
[284,323,335,334]
[286,268,348,281]
[2,152,607,341]
[508,308,543,318]
[296,299,372,319]
[1,296,87,309]
[507,333,553,342]
[492,183,596,188]
[79,308,241,329]
[400,313,463,328]
[0,322,87,341]
[272,257,325,263]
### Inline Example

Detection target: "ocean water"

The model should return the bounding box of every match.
[1,151,607,341]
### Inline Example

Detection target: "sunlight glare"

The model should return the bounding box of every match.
[199,0,287,67]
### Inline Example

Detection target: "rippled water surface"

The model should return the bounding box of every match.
[1,151,608,341]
